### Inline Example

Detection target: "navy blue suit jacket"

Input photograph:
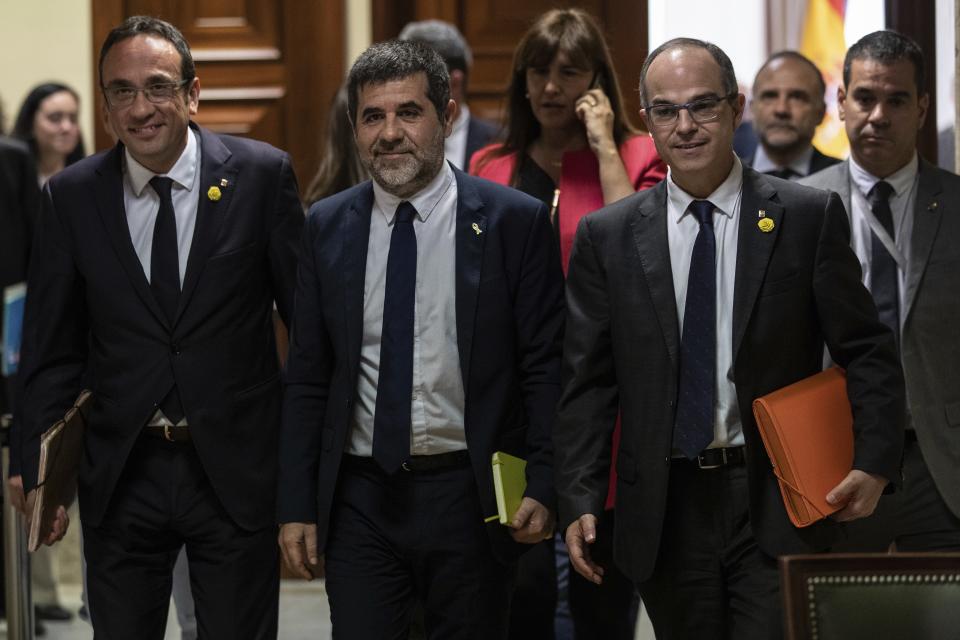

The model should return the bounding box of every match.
[19,124,303,530]
[278,167,564,561]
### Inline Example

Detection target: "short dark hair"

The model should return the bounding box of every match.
[755,50,826,100]
[640,38,738,106]
[12,82,86,166]
[346,39,450,126]
[844,30,925,93]
[99,16,195,86]
[398,20,471,75]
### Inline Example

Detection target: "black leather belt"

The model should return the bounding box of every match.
[143,425,191,442]
[674,446,745,469]
[401,450,471,472]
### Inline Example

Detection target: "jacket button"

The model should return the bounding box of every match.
[171,343,180,355]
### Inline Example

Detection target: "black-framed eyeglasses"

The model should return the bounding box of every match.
[101,79,191,108]
[643,92,738,127]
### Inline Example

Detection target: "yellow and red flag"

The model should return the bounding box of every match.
[801,0,848,158]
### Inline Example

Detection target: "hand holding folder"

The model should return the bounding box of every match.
[28,390,92,551]
[487,451,554,542]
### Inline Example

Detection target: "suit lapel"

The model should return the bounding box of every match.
[93,145,168,327]
[344,184,374,380]
[904,161,944,322]
[454,170,486,385]
[631,181,680,372]
[732,169,783,359]
[175,126,237,326]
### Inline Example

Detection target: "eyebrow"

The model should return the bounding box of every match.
[649,92,721,105]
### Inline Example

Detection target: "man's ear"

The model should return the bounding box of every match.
[837,85,847,122]
[917,92,930,130]
[443,99,457,137]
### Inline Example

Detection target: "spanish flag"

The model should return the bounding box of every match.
[801,0,848,158]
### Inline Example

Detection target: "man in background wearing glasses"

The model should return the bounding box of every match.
[17,15,303,638]
[555,37,904,639]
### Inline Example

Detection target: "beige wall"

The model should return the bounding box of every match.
[346,0,372,69]
[0,0,94,150]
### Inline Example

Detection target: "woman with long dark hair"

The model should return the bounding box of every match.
[13,82,85,185]
[472,10,663,639]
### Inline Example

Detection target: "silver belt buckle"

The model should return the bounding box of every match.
[697,449,725,470]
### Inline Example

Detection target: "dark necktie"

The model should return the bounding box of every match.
[868,180,899,349]
[149,176,185,424]
[149,176,180,323]
[673,200,717,459]
[372,201,418,473]
[766,167,797,180]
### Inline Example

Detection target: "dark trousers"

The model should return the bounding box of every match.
[325,455,514,640]
[637,462,781,640]
[82,435,279,640]
[834,434,960,552]
[508,537,556,639]
[568,510,638,640]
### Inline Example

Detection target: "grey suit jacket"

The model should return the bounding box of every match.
[802,160,960,518]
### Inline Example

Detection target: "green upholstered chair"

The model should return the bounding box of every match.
[780,553,960,640]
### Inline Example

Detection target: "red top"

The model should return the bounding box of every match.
[470,135,666,509]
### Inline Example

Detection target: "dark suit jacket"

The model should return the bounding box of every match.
[555,168,904,583]
[0,137,40,419]
[464,115,499,170]
[19,123,303,531]
[802,159,960,518]
[278,167,564,562]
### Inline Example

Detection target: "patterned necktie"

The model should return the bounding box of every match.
[372,201,418,473]
[673,200,717,459]
[868,180,899,349]
[149,176,185,424]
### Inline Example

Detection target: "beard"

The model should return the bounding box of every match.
[364,129,446,198]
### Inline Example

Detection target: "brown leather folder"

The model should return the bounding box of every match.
[28,389,91,552]
[752,367,853,528]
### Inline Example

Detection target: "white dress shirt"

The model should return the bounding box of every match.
[444,105,471,170]
[123,128,201,286]
[348,161,468,456]
[752,144,815,179]
[666,155,745,448]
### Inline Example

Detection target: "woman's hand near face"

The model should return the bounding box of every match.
[575,88,617,158]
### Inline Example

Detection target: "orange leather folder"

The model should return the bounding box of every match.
[752,367,853,528]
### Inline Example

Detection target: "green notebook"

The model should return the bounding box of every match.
[489,451,527,525]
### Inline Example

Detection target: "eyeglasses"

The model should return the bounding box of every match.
[643,93,738,127]
[102,79,191,108]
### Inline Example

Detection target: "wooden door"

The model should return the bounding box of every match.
[91,0,345,195]
[372,0,649,129]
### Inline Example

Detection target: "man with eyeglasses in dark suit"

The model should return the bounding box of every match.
[17,16,302,639]
[555,37,904,639]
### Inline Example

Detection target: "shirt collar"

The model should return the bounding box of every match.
[372,160,455,224]
[752,143,814,177]
[849,152,918,199]
[124,128,199,197]
[667,153,744,223]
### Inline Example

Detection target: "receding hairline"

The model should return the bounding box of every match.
[641,43,724,99]
[752,54,826,100]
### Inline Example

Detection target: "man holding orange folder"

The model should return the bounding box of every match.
[556,37,904,639]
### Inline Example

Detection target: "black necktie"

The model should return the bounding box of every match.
[149,176,185,424]
[372,201,418,473]
[673,200,717,459]
[766,167,797,180]
[149,176,180,323]
[868,180,899,348]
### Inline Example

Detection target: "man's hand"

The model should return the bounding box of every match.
[7,475,26,515]
[827,469,888,522]
[566,514,604,585]
[24,489,69,546]
[278,522,322,580]
[509,497,555,544]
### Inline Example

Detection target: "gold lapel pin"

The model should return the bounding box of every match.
[220,178,229,188]
[758,218,775,233]
[758,209,766,218]
[471,222,483,236]
[928,200,938,211]
[207,186,222,202]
